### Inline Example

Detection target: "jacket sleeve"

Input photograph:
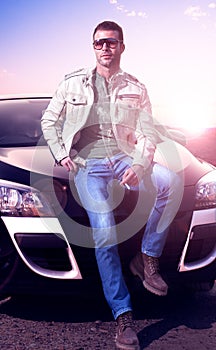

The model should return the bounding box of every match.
[132,87,159,170]
[41,80,68,163]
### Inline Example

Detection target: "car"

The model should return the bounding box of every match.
[0,95,215,296]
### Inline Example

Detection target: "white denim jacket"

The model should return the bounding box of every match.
[41,67,159,171]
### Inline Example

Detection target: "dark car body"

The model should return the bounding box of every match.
[0,96,215,295]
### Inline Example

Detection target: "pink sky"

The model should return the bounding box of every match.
[1,0,216,129]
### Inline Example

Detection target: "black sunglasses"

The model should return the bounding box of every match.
[93,38,123,50]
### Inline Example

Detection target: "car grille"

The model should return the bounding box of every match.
[185,223,216,263]
[15,233,72,271]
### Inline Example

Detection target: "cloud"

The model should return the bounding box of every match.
[184,6,208,21]
[109,0,147,18]
[0,69,15,78]
[184,3,216,32]
[208,2,216,9]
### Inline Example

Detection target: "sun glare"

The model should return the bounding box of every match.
[154,97,216,136]
[169,101,209,130]
[153,76,215,135]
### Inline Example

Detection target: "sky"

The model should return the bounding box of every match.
[0,0,216,131]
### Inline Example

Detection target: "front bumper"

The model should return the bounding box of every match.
[178,207,216,272]
[1,216,82,280]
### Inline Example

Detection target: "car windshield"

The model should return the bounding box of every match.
[0,98,50,147]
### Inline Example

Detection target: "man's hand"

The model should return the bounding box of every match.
[120,164,144,188]
[60,156,77,173]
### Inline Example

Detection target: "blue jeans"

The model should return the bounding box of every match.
[74,153,181,319]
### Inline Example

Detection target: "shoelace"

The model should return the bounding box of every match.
[118,313,133,332]
[148,256,159,274]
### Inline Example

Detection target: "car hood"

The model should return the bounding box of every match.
[0,140,213,186]
[0,145,68,180]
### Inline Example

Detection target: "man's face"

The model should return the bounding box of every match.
[93,30,125,69]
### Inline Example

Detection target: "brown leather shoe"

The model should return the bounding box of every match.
[129,252,144,282]
[130,252,168,296]
[142,253,168,296]
[115,312,140,350]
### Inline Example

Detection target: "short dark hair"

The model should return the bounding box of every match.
[93,21,124,42]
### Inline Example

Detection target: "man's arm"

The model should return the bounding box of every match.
[41,80,68,163]
[121,85,157,185]
[132,107,158,171]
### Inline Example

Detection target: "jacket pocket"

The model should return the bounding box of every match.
[65,93,87,105]
[65,93,89,124]
[117,94,141,109]
[115,94,141,127]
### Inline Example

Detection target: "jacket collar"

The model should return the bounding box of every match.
[83,67,126,85]
[82,67,96,87]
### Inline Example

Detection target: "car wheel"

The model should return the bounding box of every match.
[0,251,19,294]
[188,281,215,292]
[0,225,19,294]
[173,280,215,295]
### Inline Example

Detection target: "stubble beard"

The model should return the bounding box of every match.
[98,57,113,68]
[97,55,120,71]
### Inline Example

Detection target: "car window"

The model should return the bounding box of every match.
[0,99,50,147]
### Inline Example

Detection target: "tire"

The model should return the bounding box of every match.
[0,223,19,295]
[0,251,19,294]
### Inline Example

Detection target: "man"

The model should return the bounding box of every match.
[41,21,181,350]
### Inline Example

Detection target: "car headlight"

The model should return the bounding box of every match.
[0,180,54,217]
[195,170,216,209]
